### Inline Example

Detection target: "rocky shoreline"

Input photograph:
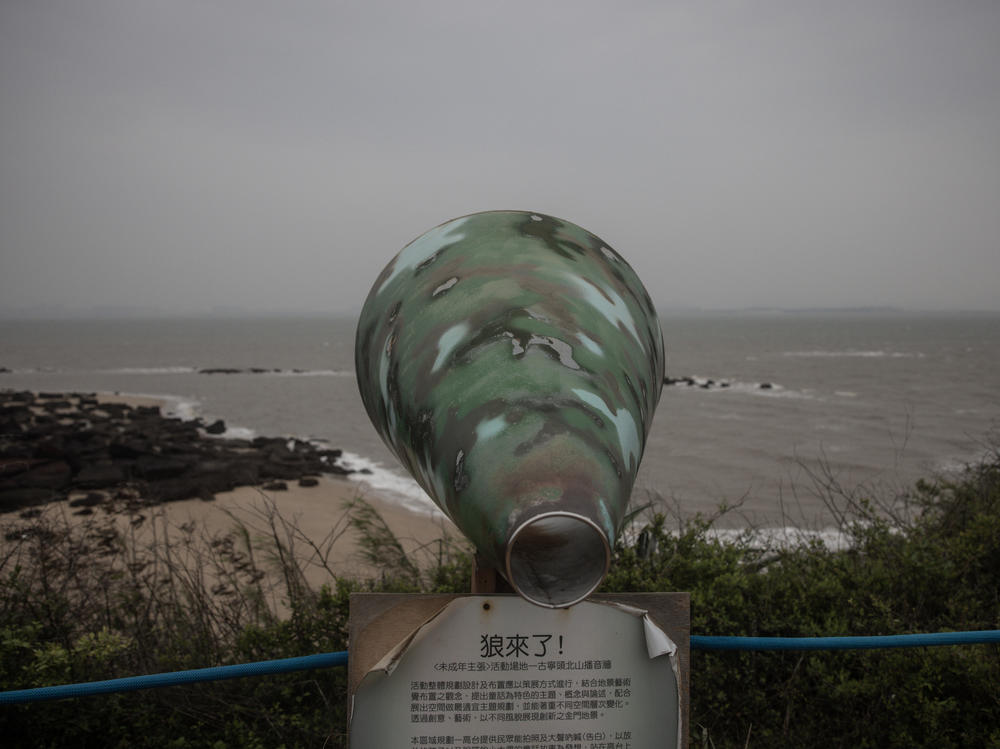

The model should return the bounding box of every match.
[0,390,362,517]
[664,375,774,390]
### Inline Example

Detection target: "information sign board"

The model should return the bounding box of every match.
[350,596,680,749]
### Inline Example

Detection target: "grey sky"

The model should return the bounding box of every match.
[1,0,998,316]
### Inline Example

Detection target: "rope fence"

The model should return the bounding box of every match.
[2,630,997,706]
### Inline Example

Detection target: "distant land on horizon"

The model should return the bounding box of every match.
[1,304,999,321]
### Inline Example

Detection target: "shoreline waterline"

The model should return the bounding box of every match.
[3,310,996,535]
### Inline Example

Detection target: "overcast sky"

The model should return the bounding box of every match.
[1,1,998,316]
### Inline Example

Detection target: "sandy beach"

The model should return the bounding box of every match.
[1,390,463,592]
[129,477,462,585]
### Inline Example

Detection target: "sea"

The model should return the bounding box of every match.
[2,312,998,539]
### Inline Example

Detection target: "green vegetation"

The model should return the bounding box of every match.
[2,447,999,748]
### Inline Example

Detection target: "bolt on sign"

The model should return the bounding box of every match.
[349,595,684,749]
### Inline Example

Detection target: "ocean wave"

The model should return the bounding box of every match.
[726,381,815,399]
[341,452,444,516]
[213,425,256,441]
[620,522,851,551]
[782,350,924,359]
[197,368,354,377]
[934,447,998,476]
[665,376,813,399]
[270,369,354,378]
[5,366,354,377]
[95,391,201,421]
[99,366,199,375]
[707,526,852,551]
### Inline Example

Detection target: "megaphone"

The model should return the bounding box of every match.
[356,211,664,607]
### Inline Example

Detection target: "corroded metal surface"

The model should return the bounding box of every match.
[355,210,664,607]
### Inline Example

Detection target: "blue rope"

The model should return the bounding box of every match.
[691,629,1000,651]
[4,630,999,705]
[0,650,348,705]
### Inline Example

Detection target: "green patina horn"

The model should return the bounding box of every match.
[355,211,664,607]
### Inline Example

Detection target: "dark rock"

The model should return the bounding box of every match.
[38,392,64,399]
[298,477,319,488]
[99,403,131,418]
[0,487,55,512]
[251,436,287,449]
[32,437,69,461]
[158,419,200,440]
[108,439,149,459]
[0,367,10,374]
[1,405,33,422]
[0,457,35,479]
[195,460,259,486]
[199,368,242,375]
[1,390,355,510]
[74,463,126,489]
[0,419,25,436]
[5,461,72,490]
[134,455,190,480]
[262,480,288,491]
[759,382,773,390]
[67,427,99,444]
[260,460,307,480]
[19,508,43,519]
[0,444,32,460]
[69,492,105,508]
[73,507,94,516]
[41,400,73,411]
[146,478,209,503]
[204,419,227,435]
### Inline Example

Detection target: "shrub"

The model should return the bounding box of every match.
[2,449,998,747]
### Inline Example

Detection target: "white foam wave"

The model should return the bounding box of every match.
[934,447,997,476]
[340,451,444,517]
[783,350,924,359]
[729,381,814,399]
[668,376,813,399]
[263,369,354,378]
[13,366,354,377]
[169,398,200,421]
[707,526,852,551]
[100,366,198,375]
[621,522,852,551]
[99,391,201,421]
[220,426,256,441]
